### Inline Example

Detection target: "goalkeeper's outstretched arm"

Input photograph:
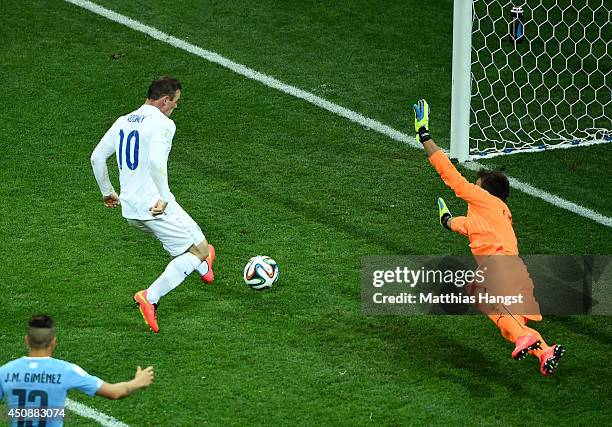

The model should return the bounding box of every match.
[412,99,484,204]
[423,139,442,157]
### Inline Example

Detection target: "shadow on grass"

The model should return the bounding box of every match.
[553,316,612,346]
[303,314,533,398]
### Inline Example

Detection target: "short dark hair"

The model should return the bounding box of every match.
[476,169,510,201]
[147,76,181,101]
[27,315,55,349]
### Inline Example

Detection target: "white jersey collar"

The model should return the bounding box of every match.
[141,104,162,114]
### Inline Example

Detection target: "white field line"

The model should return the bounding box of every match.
[64,0,612,228]
[66,398,130,427]
[64,0,419,150]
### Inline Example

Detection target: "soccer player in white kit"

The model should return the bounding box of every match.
[90,76,215,333]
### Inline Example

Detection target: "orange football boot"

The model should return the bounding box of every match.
[539,344,565,376]
[133,290,159,333]
[512,334,541,360]
[201,244,216,284]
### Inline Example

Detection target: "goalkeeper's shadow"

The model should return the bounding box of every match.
[373,317,530,396]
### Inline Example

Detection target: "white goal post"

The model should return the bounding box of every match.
[450,0,611,161]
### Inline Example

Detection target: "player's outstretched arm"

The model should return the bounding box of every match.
[412,99,483,204]
[96,366,154,400]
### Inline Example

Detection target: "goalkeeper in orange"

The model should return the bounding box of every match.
[412,99,565,376]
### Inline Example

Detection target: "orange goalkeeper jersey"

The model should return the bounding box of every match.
[429,150,518,260]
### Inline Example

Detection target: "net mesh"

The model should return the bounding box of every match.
[470,0,611,158]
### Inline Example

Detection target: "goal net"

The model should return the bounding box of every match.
[451,0,611,161]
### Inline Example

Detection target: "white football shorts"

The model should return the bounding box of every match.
[126,202,206,257]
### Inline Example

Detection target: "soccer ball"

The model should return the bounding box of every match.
[243,256,279,290]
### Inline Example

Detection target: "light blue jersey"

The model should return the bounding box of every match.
[0,356,103,427]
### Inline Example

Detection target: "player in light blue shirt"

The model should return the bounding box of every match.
[0,315,154,426]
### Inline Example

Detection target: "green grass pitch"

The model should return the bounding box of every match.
[1,0,611,425]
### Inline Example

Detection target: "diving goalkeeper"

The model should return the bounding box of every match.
[412,99,564,376]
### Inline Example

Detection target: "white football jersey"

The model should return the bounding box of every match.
[93,104,176,220]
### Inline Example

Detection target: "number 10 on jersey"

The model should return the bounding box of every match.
[118,129,140,170]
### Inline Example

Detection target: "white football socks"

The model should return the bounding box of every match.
[146,252,201,304]
[195,259,209,277]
